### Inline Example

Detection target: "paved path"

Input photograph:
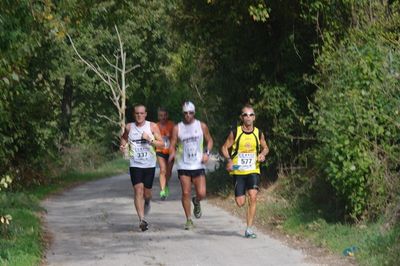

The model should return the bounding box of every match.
[42,166,315,266]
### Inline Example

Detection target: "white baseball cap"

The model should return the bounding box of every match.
[182,101,195,112]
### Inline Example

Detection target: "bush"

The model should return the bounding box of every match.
[58,142,111,173]
[310,25,400,220]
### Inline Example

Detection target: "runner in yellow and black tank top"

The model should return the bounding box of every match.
[221,104,269,239]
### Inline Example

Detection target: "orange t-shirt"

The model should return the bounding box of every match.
[156,120,175,154]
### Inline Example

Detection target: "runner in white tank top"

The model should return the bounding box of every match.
[120,104,163,232]
[169,101,213,230]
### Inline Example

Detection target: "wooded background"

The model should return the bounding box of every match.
[1,0,399,223]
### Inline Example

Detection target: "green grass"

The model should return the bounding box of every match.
[258,194,400,266]
[0,157,128,266]
[32,157,128,199]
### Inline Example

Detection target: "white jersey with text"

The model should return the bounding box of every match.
[128,121,156,168]
[176,119,205,170]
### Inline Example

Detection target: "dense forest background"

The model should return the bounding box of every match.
[1,0,399,227]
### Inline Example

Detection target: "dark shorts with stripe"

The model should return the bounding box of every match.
[232,173,260,197]
[177,169,206,179]
[156,152,169,160]
[129,167,156,189]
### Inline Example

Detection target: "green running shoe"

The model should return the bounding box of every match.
[160,189,167,200]
[192,197,202,218]
[184,219,194,230]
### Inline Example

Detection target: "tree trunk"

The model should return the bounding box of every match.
[60,75,73,145]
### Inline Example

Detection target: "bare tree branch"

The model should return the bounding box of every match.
[102,54,123,72]
[68,25,140,138]
[126,64,140,73]
[96,113,120,125]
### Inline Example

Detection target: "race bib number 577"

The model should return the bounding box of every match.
[237,153,256,171]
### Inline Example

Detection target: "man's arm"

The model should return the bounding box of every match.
[257,132,269,162]
[201,122,213,164]
[142,122,164,149]
[120,123,130,152]
[168,125,179,163]
[221,131,235,171]
[201,122,213,154]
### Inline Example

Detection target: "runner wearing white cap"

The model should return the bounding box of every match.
[169,101,213,230]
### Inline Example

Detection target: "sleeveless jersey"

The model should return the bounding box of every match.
[176,119,205,170]
[128,121,156,168]
[230,126,261,175]
[156,120,175,154]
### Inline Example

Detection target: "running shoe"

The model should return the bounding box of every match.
[160,189,167,200]
[144,200,151,215]
[192,196,202,218]
[184,219,194,230]
[139,219,149,232]
[244,229,257,239]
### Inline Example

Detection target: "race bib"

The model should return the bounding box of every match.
[183,142,200,163]
[163,136,170,149]
[237,153,256,171]
[132,146,151,162]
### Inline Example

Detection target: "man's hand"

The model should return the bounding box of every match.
[257,153,266,162]
[226,159,233,171]
[119,143,127,153]
[142,132,153,142]
[201,153,209,164]
[168,152,175,163]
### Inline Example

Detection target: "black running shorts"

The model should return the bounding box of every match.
[177,169,206,179]
[232,173,260,197]
[156,152,169,160]
[129,167,156,189]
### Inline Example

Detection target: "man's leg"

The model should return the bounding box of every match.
[244,173,259,238]
[234,175,246,207]
[235,195,246,207]
[246,189,258,228]
[133,183,145,220]
[157,156,167,191]
[179,175,192,219]
[166,158,174,185]
[142,167,155,215]
[192,174,206,218]
[192,175,206,201]
[157,156,168,199]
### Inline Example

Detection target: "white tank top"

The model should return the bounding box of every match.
[176,119,205,170]
[128,121,156,168]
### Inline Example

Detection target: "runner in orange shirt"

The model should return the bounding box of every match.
[156,107,175,200]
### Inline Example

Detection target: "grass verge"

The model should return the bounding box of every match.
[0,157,128,266]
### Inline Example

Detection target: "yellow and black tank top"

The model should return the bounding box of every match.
[230,126,261,175]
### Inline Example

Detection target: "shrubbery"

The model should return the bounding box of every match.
[310,24,400,220]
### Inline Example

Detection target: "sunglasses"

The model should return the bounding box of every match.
[183,111,195,115]
[241,113,255,117]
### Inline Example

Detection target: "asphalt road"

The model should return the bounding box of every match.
[42,164,315,266]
